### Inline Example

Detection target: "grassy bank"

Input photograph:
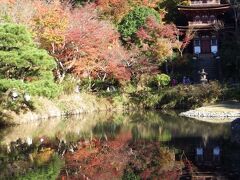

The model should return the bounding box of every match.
[0,93,121,125]
[1,80,239,125]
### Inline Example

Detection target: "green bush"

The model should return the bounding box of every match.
[0,23,33,49]
[129,81,222,109]
[79,78,119,93]
[118,6,160,39]
[26,80,62,98]
[0,24,56,80]
[130,89,164,109]
[153,74,171,88]
[123,83,137,94]
[223,86,240,101]
[0,79,61,99]
[181,0,190,5]
[0,23,60,99]
[158,81,222,109]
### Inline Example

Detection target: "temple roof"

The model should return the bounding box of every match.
[178,4,230,11]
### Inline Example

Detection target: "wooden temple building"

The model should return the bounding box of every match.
[177,0,230,82]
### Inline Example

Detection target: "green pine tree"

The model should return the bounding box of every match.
[0,23,61,98]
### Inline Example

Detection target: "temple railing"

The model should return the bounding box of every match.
[189,20,217,26]
[190,0,220,5]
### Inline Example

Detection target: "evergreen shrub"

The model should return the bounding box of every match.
[118,6,160,39]
[0,23,60,99]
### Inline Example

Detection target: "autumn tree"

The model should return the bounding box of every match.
[96,0,161,24]
[135,17,180,63]
[0,0,70,54]
[32,0,70,53]
[55,4,131,84]
[96,0,131,24]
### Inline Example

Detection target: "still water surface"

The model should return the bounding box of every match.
[0,111,239,179]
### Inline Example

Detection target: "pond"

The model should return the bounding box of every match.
[0,111,239,179]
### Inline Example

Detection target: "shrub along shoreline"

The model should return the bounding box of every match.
[1,80,240,125]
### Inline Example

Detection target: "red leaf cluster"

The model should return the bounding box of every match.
[57,4,131,82]
[136,16,193,62]
[137,16,180,43]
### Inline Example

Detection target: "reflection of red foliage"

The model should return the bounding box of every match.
[63,132,132,179]
[62,132,186,179]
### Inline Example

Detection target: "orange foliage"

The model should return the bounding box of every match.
[32,0,70,52]
[96,0,131,23]
[131,0,161,8]
[96,0,161,23]
[0,0,15,3]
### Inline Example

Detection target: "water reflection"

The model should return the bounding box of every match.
[0,111,113,145]
[0,111,231,146]
[0,110,239,179]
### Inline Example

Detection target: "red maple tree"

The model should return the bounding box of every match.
[55,4,131,83]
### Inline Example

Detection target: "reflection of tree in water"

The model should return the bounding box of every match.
[0,110,231,146]
[221,140,240,178]
[126,111,231,143]
[128,111,170,141]
[131,126,172,142]
[161,113,231,139]
[92,115,124,139]
[0,110,237,179]
[124,140,183,179]
[0,112,115,145]
[128,111,230,139]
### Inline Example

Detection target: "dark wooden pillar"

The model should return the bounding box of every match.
[193,56,199,83]
[216,56,222,82]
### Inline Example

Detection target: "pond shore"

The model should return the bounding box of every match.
[1,93,122,125]
[180,101,240,123]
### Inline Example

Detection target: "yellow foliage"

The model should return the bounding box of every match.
[32,0,70,52]
[31,148,54,166]
[155,38,173,62]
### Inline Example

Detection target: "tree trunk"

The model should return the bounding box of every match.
[165,62,169,74]
[235,18,238,35]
